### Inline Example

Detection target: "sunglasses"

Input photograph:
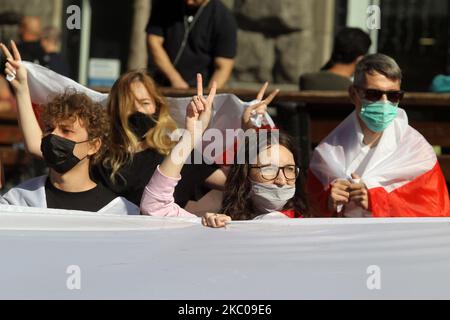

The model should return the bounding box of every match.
[356,87,405,103]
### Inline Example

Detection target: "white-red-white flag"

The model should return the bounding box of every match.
[308,109,450,217]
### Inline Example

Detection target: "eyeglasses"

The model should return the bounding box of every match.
[356,87,404,103]
[251,165,300,181]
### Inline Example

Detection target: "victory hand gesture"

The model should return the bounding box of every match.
[185,73,217,139]
[0,40,27,92]
[242,82,279,130]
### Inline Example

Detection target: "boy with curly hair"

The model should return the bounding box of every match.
[0,41,138,214]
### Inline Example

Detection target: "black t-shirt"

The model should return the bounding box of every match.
[45,178,118,212]
[17,42,71,78]
[146,0,237,86]
[42,53,71,78]
[91,148,219,207]
[17,41,45,64]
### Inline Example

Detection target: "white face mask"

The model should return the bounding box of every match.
[250,182,296,214]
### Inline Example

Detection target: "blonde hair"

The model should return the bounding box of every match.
[103,70,178,183]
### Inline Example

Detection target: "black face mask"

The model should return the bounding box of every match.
[128,112,157,140]
[41,134,89,174]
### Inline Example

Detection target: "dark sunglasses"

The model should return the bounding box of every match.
[356,87,405,103]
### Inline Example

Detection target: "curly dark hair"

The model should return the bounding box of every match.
[220,130,308,220]
[41,90,110,165]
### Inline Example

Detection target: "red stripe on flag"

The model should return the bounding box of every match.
[31,103,44,128]
[308,163,450,217]
[369,162,450,217]
[307,170,335,217]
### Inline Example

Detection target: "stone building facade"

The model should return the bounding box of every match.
[225,0,335,87]
[0,0,62,41]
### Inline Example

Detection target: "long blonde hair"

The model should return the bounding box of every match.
[103,70,178,183]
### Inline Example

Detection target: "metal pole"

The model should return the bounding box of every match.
[78,0,92,85]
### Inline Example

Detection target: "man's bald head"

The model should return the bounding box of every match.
[20,16,42,42]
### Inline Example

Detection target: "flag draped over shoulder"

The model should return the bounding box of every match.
[308,108,450,217]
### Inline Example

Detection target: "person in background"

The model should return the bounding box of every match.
[91,70,227,208]
[40,26,70,77]
[17,16,45,65]
[146,0,237,89]
[300,28,372,91]
[0,41,139,214]
[307,54,450,217]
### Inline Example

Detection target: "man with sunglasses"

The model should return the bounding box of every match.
[308,54,449,218]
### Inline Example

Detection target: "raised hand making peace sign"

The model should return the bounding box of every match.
[185,73,217,138]
[242,82,280,130]
[159,74,217,178]
[0,40,27,92]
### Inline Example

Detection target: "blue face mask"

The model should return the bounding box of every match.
[359,100,398,132]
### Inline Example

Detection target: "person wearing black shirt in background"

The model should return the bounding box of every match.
[0,41,139,214]
[40,27,71,78]
[146,0,237,89]
[17,17,70,77]
[299,28,372,91]
[17,16,45,65]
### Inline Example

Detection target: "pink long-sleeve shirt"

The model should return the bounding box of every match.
[140,166,195,217]
[141,167,302,219]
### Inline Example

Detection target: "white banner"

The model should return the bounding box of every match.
[1,206,450,299]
